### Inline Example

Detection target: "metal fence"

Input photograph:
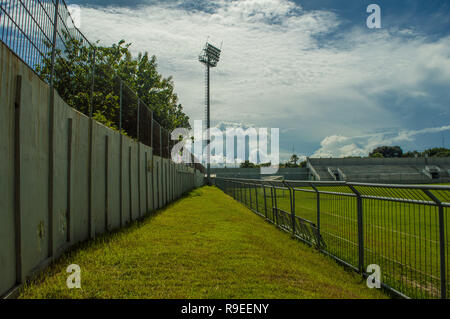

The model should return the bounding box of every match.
[214,177,450,299]
[0,0,180,159]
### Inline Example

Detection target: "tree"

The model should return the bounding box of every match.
[36,34,191,138]
[240,160,256,168]
[370,152,384,158]
[422,148,450,158]
[290,154,299,165]
[402,151,421,158]
[369,146,403,158]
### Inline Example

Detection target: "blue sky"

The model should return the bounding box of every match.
[66,0,450,161]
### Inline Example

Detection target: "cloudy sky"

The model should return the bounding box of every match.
[67,0,450,161]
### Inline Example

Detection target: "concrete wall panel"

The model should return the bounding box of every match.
[92,122,108,235]
[53,94,71,251]
[0,43,18,294]
[121,138,131,224]
[69,108,90,243]
[130,141,139,221]
[106,129,121,230]
[0,42,203,297]
[19,65,50,278]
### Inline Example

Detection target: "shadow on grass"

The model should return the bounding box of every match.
[20,187,206,290]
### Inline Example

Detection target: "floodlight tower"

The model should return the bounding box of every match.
[199,42,221,185]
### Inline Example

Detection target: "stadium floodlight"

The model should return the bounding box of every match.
[199,41,221,185]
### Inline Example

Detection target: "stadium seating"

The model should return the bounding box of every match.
[307,158,450,184]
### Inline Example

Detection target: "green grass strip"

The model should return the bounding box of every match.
[20,187,386,299]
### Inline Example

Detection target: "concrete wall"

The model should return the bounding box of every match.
[0,42,203,297]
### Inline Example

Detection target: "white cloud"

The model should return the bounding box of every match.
[73,0,450,157]
[311,125,450,158]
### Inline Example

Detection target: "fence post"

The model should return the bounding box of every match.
[119,81,123,226]
[423,189,447,299]
[310,183,320,232]
[269,183,278,225]
[167,131,170,159]
[48,0,60,257]
[349,184,364,273]
[255,183,259,212]
[244,183,248,206]
[89,48,96,118]
[270,186,275,222]
[284,181,295,236]
[249,183,252,209]
[14,76,23,283]
[49,0,59,89]
[136,99,140,142]
[263,185,267,219]
[150,112,154,148]
[159,126,162,157]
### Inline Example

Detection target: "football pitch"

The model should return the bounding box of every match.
[223,182,450,299]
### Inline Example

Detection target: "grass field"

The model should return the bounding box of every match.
[19,187,385,299]
[225,183,450,298]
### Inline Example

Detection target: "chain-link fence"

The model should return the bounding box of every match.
[0,0,173,157]
[215,177,450,299]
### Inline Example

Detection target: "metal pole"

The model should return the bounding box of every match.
[349,185,364,273]
[119,80,123,133]
[150,111,154,148]
[284,181,295,236]
[423,189,447,299]
[263,186,267,219]
[89,48,96,118]
[49,0,60,89]
[206,61,211,185]
[311,183,320,232]
[137,99,140,142]
[159,126,162,157]
[48,0,60,258]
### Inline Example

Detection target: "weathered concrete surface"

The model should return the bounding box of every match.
[53,93,71,251]
[105,128,121,230]
[0,41,203,298]
[0,40,18,294]
[129,141,139,221]
[18,59,50,280]
[70,107,90,243]
[121,137,131,225]
[92,122,108,235]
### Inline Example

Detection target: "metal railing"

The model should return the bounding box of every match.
[214,177,450,299]
[0,0,184,159]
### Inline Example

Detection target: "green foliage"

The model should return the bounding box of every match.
[402,148,450,158]
[290,154,299,165]
[369,146,403,158]
[370,152,384,158]
[36,34,190,138]
[422,147,450,157]
[240,160,257,168]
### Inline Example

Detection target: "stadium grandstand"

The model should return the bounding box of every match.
[307,157,450,184]
[212,157,450,184]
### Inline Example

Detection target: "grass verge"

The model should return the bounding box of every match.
[20,186,386,299]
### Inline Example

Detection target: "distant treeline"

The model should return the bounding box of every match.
[239,146,450,168]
